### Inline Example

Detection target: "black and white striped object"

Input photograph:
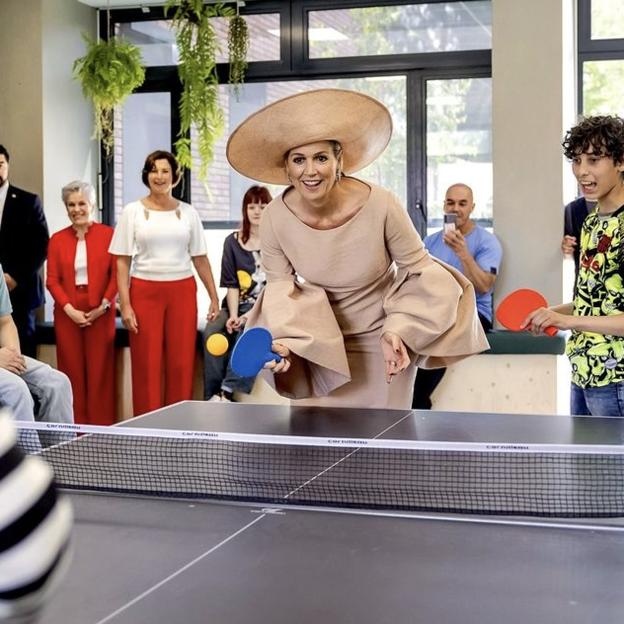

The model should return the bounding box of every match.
[0,411,73,622]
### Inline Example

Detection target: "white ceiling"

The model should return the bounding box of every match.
[77,0,166,6]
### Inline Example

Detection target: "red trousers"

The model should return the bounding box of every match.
[54,287,116,425]
[129,277,197,416]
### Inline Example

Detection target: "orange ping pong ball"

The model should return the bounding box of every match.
[206,333,229,356]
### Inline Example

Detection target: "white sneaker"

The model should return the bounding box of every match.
[208,393,232,402]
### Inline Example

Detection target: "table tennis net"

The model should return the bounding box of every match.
[17,421,624,518]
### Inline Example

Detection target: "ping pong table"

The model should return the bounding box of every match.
[34,402,624,624]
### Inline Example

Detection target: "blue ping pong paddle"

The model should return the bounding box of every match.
[230,327,282,377]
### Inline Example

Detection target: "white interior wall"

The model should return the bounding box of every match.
[42,0,98,237]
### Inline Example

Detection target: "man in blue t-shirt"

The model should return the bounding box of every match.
[412,183,503,409]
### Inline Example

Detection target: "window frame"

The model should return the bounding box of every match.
[101,0,492,233]
[577,0,624,114]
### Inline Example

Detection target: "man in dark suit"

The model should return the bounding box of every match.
[0,145,49,357]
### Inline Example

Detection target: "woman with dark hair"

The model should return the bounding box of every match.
[203,185,272,401]
[47,180,117,424]
[110,150,220,416]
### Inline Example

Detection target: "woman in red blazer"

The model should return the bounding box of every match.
[47,181,117,424]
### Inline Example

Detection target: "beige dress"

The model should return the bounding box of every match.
[246,182,489,409]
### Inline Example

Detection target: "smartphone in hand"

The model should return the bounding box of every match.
[443,213,457,233]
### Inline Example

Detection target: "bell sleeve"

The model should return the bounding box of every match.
[245,208,350,399]
[381,195,490,368]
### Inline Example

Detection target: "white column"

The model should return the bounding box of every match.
[492,0,576,306]
[492,0,577,414]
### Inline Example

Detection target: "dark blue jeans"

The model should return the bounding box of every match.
[202,309,255,399]
[570,382,624,417]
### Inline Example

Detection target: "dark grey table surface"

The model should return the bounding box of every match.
[39,402,624,624]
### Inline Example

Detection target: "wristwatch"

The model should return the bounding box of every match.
[101,299,112,312]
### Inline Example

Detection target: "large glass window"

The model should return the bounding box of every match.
[583,60,624,116]
[113,92,171,221]
[579,0,624,117]
[308,2,491,59]
[189,76,407,224]
[425,77,492,231]
[117,13,281,66]
[106,1,492,231]
[590,0,624,40]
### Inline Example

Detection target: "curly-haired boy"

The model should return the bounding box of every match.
[525,115,624,416]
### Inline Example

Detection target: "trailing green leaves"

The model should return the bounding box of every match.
[228,15,249,100]
[166,1,228,181]
[165,0,249,182]
[73,35,145,156]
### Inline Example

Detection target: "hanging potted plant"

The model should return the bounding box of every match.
[73,35,146,156]
[228,9,249,99]
[165,0,249,182]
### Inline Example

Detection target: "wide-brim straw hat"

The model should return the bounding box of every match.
[226,89,393,185]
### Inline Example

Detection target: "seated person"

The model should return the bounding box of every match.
[0,412,73,622]
[412,183,502,409]
[203,186,271,401]
[0,262,73,424]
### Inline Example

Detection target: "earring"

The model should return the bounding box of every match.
[336,169,342,182]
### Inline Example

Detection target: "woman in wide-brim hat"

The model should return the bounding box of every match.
[227,89,488,408]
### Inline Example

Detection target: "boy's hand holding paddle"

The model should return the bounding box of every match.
[521,306,571,336]
[496,288,561,336]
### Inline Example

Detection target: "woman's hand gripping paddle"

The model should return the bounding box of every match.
[230,327,283,377]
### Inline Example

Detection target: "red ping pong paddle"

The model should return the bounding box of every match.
[496,288,558,336]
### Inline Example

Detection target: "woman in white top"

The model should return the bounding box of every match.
[109,150,219,416]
